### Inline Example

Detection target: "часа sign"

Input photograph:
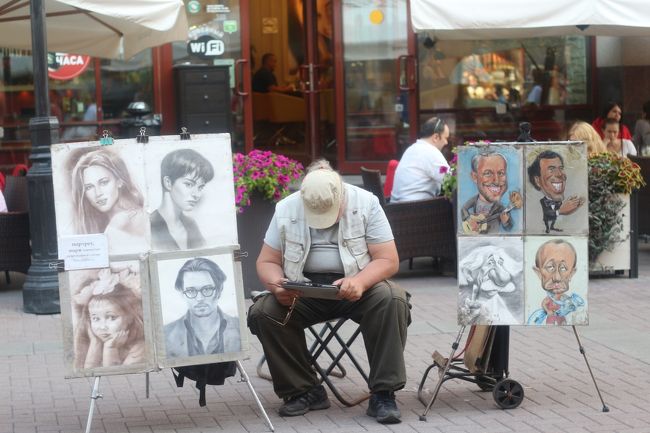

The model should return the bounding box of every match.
[48,52,91,80]
[187,35,225,58]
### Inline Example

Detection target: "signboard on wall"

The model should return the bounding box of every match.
[48,52,91,80]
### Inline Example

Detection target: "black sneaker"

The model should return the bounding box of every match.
[278,385,331,417]
[366,391,401,424]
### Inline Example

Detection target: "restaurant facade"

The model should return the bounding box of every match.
[2,0,649,174]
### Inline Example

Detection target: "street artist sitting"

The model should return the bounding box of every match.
[247,159,411,424]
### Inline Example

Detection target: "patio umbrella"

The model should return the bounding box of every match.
[410,0,650,38]
[5,0,188,315]
[0,0,188,59]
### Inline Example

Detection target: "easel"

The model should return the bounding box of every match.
[84,360,275,433]
[419,324,609,421]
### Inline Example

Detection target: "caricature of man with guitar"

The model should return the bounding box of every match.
[461,151,522,235]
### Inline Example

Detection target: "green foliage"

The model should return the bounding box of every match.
[588,152,645,262]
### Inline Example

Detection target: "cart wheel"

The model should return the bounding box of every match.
[476,375,495,392]
[492,379,524,409]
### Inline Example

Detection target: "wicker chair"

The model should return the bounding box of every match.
[360,167,456,271]
[0,175,31,284]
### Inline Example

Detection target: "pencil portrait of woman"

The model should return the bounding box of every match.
[150,148,214,251]
[71,148,149,254]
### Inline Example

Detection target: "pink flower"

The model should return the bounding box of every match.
[439,166,449,174]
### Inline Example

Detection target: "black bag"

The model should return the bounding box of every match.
[172,361,237,406]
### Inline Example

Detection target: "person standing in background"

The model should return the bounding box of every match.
[633,100,650,156]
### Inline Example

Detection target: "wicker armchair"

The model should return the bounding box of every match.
[0,175,31,283]
[360,167,456,271]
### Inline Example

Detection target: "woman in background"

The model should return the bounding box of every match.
[568,121,606,155]
[602,118,637,157]
[71,148,148,252]
[592,101,632,140]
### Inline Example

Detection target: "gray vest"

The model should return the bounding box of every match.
[274,184,376,281]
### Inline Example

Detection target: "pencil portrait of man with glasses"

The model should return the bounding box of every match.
[164,257,241,358]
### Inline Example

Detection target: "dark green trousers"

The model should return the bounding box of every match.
[248,280,411,400]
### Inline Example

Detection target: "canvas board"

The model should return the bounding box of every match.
[524,142,588,236]
[144,134,238,251]
[524,236,589,326]
[457,144,524,236]
[52,141,150,255]
[58,255,154,378]
[149,245,250,368]
[457,236,525,326]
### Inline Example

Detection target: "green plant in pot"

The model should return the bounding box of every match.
[233,150,304,212]
[588,152,645,262]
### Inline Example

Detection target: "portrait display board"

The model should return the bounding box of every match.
[457,145,524,236]
[457,141,589,326]
[53,134,249,378]
[149,246,249,368]
[58,256,154,378]
[458,236,525,325]
[52,134,238,255]
[524,143,588,236]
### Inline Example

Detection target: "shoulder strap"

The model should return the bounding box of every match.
[171,368,185,388]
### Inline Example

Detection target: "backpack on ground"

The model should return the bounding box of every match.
[172,361,237,406]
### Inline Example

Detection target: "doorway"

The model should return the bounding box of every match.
[248,0,335,166]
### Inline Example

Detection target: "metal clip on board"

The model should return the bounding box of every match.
[180,126,191,140]
[99,130,113,146]
[137,127,149,143]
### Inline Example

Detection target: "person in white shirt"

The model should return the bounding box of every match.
[0,188,7,213]
[390,117,450,202]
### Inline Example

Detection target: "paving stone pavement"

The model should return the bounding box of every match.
[2,245,650,433]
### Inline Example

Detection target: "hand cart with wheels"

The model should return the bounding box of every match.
[418,325,524,420]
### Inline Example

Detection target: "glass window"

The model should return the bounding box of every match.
[418,36,591,142]
[342,0,410,161]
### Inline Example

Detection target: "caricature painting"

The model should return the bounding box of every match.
[144,134,238,252]
[524,143,588,235]
[457,144,524,236]
[525,236,588,326]
[458,236,524,326]
[58,257,153,378]
[52,142,150,255]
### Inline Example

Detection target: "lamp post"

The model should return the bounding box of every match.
[22,0,60,314]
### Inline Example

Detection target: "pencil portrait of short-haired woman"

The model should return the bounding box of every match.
[150,148,215,251]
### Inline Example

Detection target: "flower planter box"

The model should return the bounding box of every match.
[590,193,630,274]
[236,193,276,297]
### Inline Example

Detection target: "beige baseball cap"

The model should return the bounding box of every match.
[300,168,343,229]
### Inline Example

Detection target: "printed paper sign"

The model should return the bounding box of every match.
[58,234,109,271]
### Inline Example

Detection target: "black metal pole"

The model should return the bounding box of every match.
[23,0,60,314]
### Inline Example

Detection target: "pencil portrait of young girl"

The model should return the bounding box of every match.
[68,263,147,372]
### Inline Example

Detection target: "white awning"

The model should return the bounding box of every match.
[410,0,650,39]
[0,0,188,59]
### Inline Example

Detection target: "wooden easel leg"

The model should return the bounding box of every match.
[84,376,102,433]
[236,360,275,432]
[419,325,466,421]
[572,326,609,412]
